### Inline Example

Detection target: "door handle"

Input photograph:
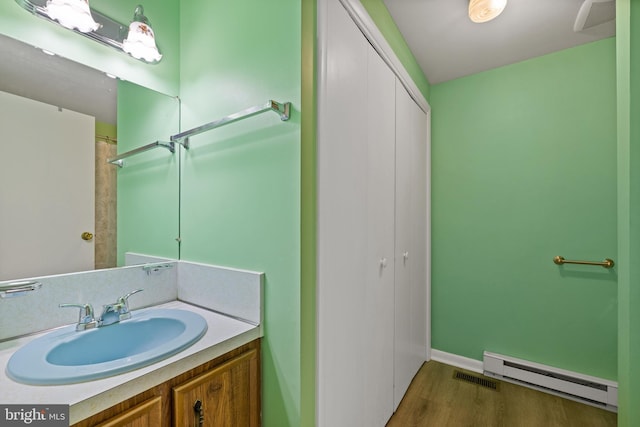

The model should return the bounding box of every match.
[193,400,204,427]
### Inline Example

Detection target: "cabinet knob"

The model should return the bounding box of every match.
[379,258,388,268]
[403,252,409,261]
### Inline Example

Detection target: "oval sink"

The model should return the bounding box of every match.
[6,308,208,385]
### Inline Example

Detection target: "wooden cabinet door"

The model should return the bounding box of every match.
[172,349,259,427]
[94,397,162,427]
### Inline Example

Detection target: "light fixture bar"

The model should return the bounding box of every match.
[14,0,161,62]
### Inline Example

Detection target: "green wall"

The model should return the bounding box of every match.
[116,81,180,264]
[616,0,640,424]
[178,1,301,426]
[95,121,116,139]
[430,39,618,380]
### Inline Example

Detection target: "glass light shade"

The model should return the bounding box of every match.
[122,21,162,62]
[468,0,507,23]
[121,6,162,63]
[44,0,99,33]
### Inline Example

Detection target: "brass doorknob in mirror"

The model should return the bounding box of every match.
[81,232,94,241]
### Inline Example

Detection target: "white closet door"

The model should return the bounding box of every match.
[317,0,369,424]
[410,90,429,369]
[394,82,428,408]
[319,0,430,424]
[363,44,396,426]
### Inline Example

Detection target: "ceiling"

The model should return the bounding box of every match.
[382,0,616,85]
[0,1,616,116]
[0,33,117,124]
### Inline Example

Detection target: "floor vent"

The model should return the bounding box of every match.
[453,370,499,391]
[483,351,617,411]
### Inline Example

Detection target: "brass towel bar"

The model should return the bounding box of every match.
[553,256,615,269]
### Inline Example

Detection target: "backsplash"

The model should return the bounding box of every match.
[0,257,263,342]
[178,261,263,325]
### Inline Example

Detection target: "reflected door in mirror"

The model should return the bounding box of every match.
[0,90,94,281]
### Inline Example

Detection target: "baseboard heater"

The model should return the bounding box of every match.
[483,351,617,411]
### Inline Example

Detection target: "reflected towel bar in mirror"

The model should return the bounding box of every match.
[0,281,42,298]
[553,256,615,269]
[107,140,175,168]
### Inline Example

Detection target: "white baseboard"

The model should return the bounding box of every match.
[430,349,483,374]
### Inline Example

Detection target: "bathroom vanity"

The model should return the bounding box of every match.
[0,260,264,426]
[72,337,260,427]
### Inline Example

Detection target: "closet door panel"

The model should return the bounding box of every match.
[394,82,428,409]
[317,0,369,424]
[393,81,415,409]
[410,93,429,365]
[363,44,396,426]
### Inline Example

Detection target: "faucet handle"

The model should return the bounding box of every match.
[59,303,98,331]
[113,289,144,320]
[117,289,144,308]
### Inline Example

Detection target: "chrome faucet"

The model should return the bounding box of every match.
[59,289,144,330]
[59,303,98,331]
[99,289,144,326]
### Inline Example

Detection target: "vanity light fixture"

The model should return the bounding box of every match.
[44,0,99,33]
[14,0,163,63]
[468,0,507,23]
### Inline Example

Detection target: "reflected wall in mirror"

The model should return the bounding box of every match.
[0,33,180,282]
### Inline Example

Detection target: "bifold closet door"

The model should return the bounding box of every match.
[317,0,369,424]
[317,0,396,425]
[318,0,429,424]
[363,42,396,427]
[394,81,429,409]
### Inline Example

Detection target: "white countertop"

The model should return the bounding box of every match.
[0,300,262,424]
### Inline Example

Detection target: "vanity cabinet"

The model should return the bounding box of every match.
[71,339,260,427]
[172,347,260,427]
[94,397,162,427]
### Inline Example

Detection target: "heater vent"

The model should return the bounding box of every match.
[503,361,608,391]
[483,351,618,411]
[453,370,499,391]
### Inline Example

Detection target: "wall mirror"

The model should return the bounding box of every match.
[0,32,180,282]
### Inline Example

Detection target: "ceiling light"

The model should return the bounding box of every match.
[122,5,162,63]
[468,0,507,23]
[44,0,99,33]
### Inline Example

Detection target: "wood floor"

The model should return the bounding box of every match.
[386,361,617,427]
